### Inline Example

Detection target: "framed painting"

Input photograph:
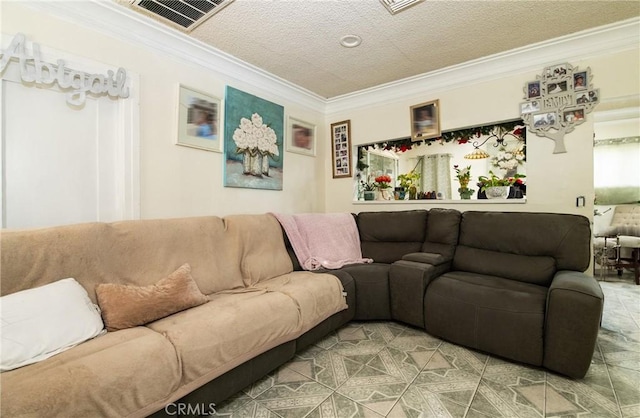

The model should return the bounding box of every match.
[223,86,284,190]
[330,120,352,178]
[286,116,316,156]
[176,85,222,152]
[410,99,441,141]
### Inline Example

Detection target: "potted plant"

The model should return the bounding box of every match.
[397,170,420,200]
[454,165,475,200]
[374,175,393,200]
[361,181,376,201]
[478,171,526,199]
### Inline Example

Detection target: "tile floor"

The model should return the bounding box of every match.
[216,271,640,417]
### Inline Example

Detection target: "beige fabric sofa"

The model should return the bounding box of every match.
[0,214,348,417]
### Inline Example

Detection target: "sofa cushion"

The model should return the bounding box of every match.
[424,271,547,366]
[1,222,107,302]
[422,208,461,259]
[146,291,302,391]
[357,210,428,263]
[255,272,348,332]
[0,327,181,418]
[453,245,557,286]
[224,214,294,286]
[96,264,208,331]
[101,216,245,297]
[455,211,591,280]
[1,278,105,372]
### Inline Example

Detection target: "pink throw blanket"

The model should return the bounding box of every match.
[273,213,373,271]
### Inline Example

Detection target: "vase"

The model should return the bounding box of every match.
[250,152,263,177]
[377,188,393,200]
[485,186,510,199]
[363,191,376,201]
[458,187,474,200]
[242,150,252,174]
[408,185,417,200]
[261,154,270,176]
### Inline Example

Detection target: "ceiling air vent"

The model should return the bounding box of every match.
[379,0,423,15]
[125,0,234,32]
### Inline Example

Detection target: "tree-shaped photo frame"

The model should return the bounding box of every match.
[520,63,599,154]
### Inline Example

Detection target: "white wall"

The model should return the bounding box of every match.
[1,2,327,220]
[2,2,638,223]
[324,48,640,219]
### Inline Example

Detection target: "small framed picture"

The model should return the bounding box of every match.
[573,71,588,90]
[410,99,440,141]
[546,63,568,78]
[532,112,557,128]
[563,108,585,124]
[546,80,568,95]
[521,100,540,114]
[330,120,352,178]
[286,116,316,156]
[526,81,541,99]
[176,85,222,152]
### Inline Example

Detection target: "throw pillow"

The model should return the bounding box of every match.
[96,263,208,331]
[1,278,105,372]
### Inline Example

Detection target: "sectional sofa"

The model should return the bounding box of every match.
[0,209,603,417]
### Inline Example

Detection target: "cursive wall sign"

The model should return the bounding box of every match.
[0,33,129,106]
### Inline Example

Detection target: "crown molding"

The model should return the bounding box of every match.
[16,2,640,118]
[22,0,328,114]
[325,17,640,115]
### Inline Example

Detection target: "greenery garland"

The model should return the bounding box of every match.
[359,119,525,154]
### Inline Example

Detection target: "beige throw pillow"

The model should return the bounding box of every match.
[96,263,208,331]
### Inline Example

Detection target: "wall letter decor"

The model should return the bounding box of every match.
[0,33,129,106]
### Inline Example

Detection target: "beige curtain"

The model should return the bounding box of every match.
[421,154,452,199]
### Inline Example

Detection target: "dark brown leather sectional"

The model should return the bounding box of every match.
[345,209,603,379]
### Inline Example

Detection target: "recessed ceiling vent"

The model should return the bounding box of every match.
[124,0,234,32]
[379,0,423,15]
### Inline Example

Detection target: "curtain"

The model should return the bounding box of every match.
[421,154,452,199]
[594,138,640,204]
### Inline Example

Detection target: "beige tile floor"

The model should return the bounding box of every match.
[216,271,640,418]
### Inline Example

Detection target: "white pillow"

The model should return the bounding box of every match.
[1,278,105,372]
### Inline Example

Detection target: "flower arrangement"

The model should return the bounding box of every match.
[360,181,376,192]
[233,113,279,157]
[491,145,525,172]
[397,170,420,190]
[478,170,526,191]
[232,113,279,176]
[453,165,472,188]
[374,175,392,189]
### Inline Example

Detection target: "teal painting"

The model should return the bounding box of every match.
[224,86,284,190]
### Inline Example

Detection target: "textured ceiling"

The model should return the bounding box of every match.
[178,1,638,98]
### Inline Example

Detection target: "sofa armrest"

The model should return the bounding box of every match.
[402,252,449,266]
[389,260,449,327]
[543,270,604,378]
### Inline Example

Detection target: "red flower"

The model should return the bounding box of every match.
[513,128,523,136]
[375,175,392,184]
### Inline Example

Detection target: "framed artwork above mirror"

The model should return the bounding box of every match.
[410,99,441,141]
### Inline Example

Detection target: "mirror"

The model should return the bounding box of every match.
[593,105,640,207]
[355,120,527,201]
